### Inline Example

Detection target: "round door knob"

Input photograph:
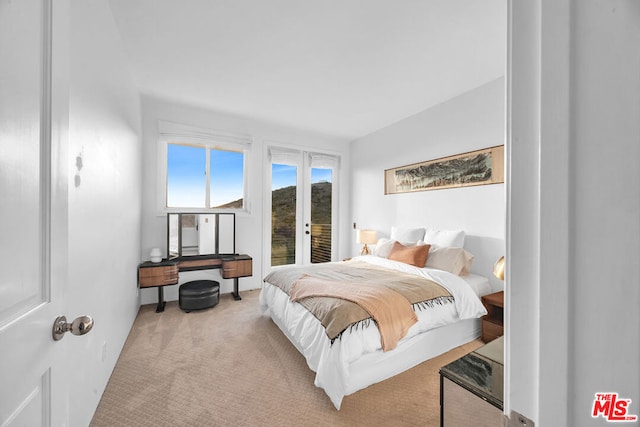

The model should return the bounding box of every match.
[52,315,94,341]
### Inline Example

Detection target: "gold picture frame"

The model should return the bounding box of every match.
[384,145,504,195]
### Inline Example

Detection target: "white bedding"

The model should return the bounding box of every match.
[460,271,492,296]
[259,255,489,409]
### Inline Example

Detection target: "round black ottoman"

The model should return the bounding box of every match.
[179,280,220,312]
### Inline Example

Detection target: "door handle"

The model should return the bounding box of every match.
[52,315,94,341]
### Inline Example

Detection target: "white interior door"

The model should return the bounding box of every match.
[0,1,72,425]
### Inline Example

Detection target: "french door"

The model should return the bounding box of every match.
[267,147,339,268]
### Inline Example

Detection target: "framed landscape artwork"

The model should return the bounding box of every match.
[384,145,504,195]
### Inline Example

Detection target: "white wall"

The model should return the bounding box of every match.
[508,0,640,425]
[65,1,142,425]
[350,78,506,291]
[139,96,351,304]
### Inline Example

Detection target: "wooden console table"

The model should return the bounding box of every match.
[138,254,252,312]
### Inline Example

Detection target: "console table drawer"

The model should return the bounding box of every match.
[139,264,179,287]
[222,259,252,279]
[178,257,223,270]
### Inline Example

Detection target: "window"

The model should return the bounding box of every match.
[159,121,252,211]
[166,142,245,209]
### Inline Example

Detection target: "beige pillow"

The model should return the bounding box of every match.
[388,241,431,267]
[423,244,475,275]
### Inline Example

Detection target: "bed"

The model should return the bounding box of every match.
[260,230,492,409]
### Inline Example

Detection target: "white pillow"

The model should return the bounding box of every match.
[390,226,425,244]
[423,227,466,248]
[373,238,395,258]
[423,244,475,275]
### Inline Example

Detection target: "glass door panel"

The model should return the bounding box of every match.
[310,168,332,263]
[271,163,297,266]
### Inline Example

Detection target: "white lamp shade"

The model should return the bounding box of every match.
[356,229,378,245]
[150,247,162,263]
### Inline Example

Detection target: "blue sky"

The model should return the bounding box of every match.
[271,164,332,190]
[167,144,244,207]
[210,149,243,206]
[312,168,332,184]
[271,164,297,190]
[167,144,205,207]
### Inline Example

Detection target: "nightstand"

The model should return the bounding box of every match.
[481,291,504,342]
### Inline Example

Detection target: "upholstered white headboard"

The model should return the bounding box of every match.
[361,226,505,293]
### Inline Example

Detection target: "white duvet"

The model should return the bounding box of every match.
[259,255,488,409]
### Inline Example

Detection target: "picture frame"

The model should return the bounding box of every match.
[384,145,504,195]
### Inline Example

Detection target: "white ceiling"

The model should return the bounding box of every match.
[108,0,506,141]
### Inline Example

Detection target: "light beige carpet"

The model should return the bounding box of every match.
[91,290,482,427]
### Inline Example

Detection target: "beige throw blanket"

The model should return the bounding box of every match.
[264,261,454,351]
[290,274,418,351]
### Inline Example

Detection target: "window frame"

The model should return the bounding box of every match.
[157,121,252,214]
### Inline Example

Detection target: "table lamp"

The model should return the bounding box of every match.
[356,229,378,256]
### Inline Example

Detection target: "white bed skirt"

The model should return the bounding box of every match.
[260,281,481,409]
